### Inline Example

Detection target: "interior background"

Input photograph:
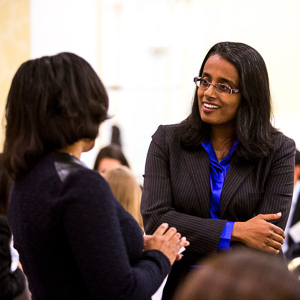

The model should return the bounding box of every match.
[1,0,299,184]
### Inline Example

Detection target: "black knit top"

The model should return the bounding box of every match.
[8,152,170,300]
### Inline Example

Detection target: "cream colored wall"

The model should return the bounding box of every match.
[0,0,299,173]
[96,0,300,179]
[0,0,30,150]
[170,0,300,146]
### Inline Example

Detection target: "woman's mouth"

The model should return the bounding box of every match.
[203,103,220,109]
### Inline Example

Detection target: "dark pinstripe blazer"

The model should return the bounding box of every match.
[141,124,295,263]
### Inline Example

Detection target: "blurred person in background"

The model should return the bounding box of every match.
[3,52,188,300]
[103,165,144,231]
[284,149,300,261]
[93,144,130,175]
[0,154,30,300]
[141,41,295,299]
[173,249,300,300]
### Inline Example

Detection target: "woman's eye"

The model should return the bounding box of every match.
[218,84,230,91]
[201,79,209,86]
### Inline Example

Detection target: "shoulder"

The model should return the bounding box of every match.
[49,152,113,204]
[272,131,295,157]
[62,167,110,196]
[152,124,181,145]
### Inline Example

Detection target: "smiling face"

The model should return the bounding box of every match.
[198,54,241,130]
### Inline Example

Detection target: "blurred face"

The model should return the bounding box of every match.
[98,158,121,175]
[198,55,241,128]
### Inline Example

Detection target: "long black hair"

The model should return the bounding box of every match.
[3,52,109,179]
[179,42,275,161]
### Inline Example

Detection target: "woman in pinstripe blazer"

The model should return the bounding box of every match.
[141,42,296,300]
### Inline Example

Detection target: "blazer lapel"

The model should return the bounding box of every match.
[220,156,254,218]
[184,148,211,218]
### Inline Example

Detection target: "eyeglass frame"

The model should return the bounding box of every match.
[193,77,240,95]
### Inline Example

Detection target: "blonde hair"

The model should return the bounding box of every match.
[103,166,144,231]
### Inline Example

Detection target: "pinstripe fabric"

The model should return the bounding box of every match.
[141,124,296,263]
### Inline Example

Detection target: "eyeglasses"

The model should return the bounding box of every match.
[193,77,240,95]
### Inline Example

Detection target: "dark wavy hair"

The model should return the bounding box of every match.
[93,144,130,171]
[179,42,275,161]
[3,52,109,179]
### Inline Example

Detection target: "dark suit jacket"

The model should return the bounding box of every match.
[290,192,300,241]
[285,191,300,261]
[141,124,295,298]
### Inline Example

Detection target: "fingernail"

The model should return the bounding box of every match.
[277,212,282,217]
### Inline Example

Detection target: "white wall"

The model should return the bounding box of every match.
[30,0,300,182]
[30,0,100,167]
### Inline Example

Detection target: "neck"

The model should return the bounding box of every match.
[210,123,236,162]
[59,142,84,159]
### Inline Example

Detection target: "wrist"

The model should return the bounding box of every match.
[231,222,244,242]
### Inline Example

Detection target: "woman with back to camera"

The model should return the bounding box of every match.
[141,42,296,299]
[3,52,188,300]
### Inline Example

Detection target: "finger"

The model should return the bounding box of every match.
[175,253,183,261]
[175,236,186,250]
[273,235,285,245]
[184,240,190,247]
[265,247,280,255]
[153,223,169,236]
[270,231,285,245]
[265,233,283,250]
[163,227,178,240]
[268,239,283,251]
[272,225,285,239]
[167,231,181,245]
[261,212,282,221]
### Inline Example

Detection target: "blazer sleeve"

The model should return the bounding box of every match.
[141,125,227,257]
[254,134,295,230]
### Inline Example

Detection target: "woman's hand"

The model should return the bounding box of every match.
[232,212,285,254]
[143,223,189,265]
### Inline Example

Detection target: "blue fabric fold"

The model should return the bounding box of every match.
[202,140,238,250]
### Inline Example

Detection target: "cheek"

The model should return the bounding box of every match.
[229,97,241,116]
[197,88,203,99]
[197,88,204,108]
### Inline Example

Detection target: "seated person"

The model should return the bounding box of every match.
[173,249,300,300]
[93,144,130,175]
[0,154,28,299]
[284,149,300,261]
[103,166,144,231]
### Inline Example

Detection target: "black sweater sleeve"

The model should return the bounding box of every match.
[60,170,171,300]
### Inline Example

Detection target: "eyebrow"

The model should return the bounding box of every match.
[202,72,238,87]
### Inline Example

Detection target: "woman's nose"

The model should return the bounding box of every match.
[204,83,217,97]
